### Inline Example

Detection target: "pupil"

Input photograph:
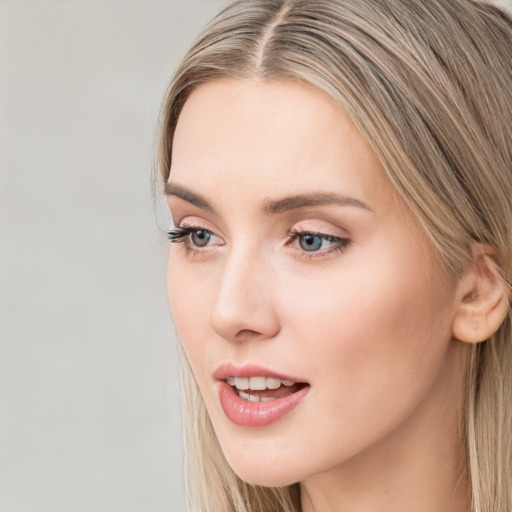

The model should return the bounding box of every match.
[299,234,322,251]
[191,230,210,247]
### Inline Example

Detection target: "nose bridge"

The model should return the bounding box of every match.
[209,240,279,342]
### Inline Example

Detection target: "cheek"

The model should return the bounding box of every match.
[282,234,454,362]
[167,254,208,366]
[167,252,224,404]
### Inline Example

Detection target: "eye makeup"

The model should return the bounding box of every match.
[168,223,352,262]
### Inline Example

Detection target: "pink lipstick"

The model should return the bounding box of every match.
[215,363,310,427]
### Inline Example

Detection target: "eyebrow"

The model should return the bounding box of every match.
[262,192,372,214]
[164,182,372,214]
[164,182,215,213]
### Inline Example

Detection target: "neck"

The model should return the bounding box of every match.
[300,342,471,512]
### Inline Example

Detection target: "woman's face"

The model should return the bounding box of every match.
[166,78,466,486]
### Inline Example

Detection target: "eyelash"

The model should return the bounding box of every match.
[167,226,198,243]
[167,225,351,260]
[167,225,211,256]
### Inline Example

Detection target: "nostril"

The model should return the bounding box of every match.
[234,329,262,341]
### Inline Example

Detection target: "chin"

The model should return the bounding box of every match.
[217,440,306,487]
[230,463,300,488]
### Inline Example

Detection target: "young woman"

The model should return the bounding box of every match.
[155,1,512,511]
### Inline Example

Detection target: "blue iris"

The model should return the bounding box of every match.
[299,234,323,251]
[191,229,211,247]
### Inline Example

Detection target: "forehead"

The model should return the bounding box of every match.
[170,78,391,207]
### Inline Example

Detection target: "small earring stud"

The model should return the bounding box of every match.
[472,322,478,330]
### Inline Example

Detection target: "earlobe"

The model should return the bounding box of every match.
[452,247,510,344]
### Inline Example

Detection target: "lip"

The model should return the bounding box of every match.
[214,363,310,427]
[217,382,309,427]
[214,363,306,383]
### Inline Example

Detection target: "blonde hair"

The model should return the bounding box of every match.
[156,1,512,510]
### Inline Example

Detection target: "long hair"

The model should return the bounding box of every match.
[156,1,512,510]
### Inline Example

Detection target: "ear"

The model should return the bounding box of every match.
[452,245,510,344]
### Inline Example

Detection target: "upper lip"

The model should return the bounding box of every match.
[214,362,308,383]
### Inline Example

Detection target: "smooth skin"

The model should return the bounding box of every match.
[166,78,508,512]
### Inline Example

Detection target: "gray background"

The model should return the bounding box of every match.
[1,1,511,511]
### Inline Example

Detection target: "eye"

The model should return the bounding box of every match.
[289,229,351,256]
[167,225,223,249]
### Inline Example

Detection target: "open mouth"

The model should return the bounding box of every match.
[225,376,309,403]
[217,368,311,426]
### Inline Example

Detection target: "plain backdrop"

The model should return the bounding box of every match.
[1,1,511,512]
[0,1,224,511]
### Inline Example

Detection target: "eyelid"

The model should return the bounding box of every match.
[290,216,351,235]
[172,214,222,233]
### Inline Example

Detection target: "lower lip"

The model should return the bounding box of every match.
[217,381,309,427]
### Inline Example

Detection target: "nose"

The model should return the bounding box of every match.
[209,247,281,343]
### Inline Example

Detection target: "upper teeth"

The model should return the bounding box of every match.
[226,376,295,390]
